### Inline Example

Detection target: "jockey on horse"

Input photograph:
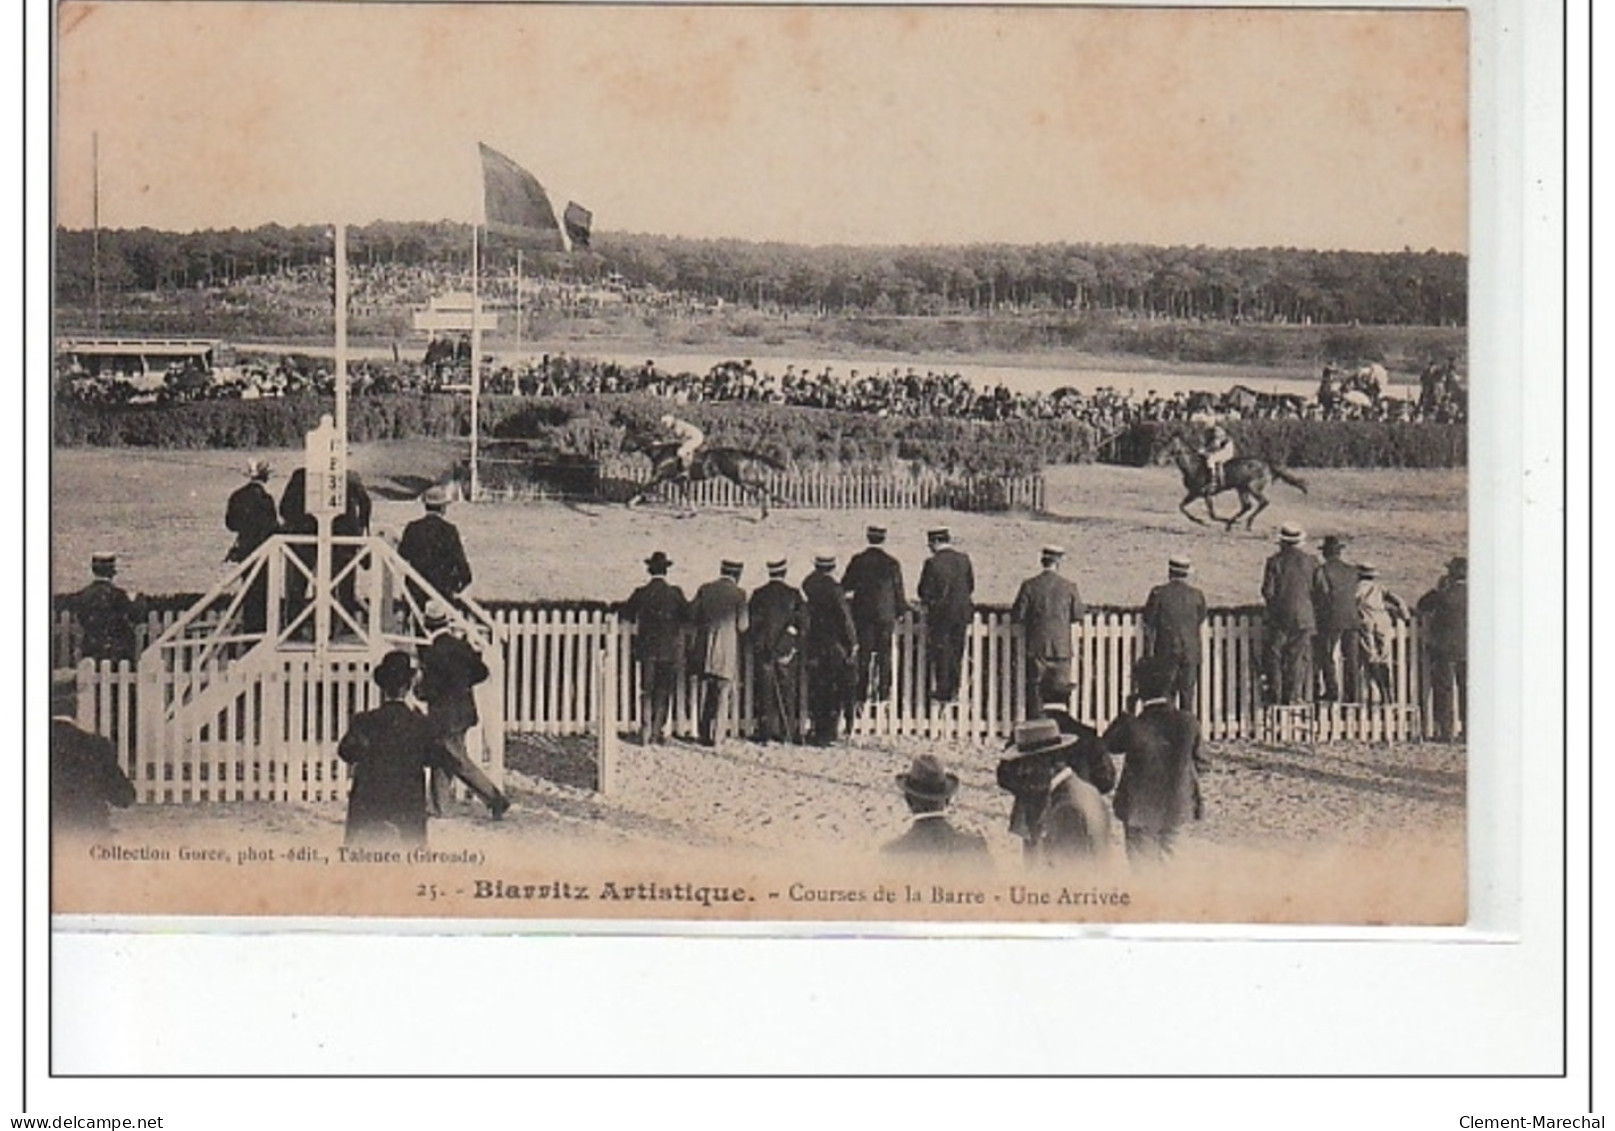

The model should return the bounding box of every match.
[655,412,706,480]
[1198,420,1237,492]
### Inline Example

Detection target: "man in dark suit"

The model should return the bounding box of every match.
[226,459,281,563]
[68,554,145,665]
[748,559,807,743]
[225,460,280,633]
[881,755,990,864]
[1261,524,1319,705]
[338,651,456,847]
[622,551,688,745]
[1102,655,1208,861]
[50,677,136,835]
[802,551,858,745]
[397,485,472,617]
[841,524,908,705]
[1312,534,1361,702]
[689,560,750,747]
[996,715,1116,863]
[1010,544,1085,716]
[416,602,509,819]
[1142,556,1207,713]
[1416,556,1468,742]
[917,527,975,704]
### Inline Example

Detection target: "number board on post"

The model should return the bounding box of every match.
[305,414,346,517]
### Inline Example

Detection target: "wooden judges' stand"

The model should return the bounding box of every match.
[130,417,506,804]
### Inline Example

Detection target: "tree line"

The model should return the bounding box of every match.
[56,222,1466,327]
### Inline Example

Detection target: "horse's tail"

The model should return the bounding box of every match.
[1271,464,1308,494]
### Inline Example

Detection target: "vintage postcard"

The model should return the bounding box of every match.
[50,1,1473,928]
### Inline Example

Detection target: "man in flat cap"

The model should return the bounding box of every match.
[398,484,473,621]
[918,527,975,704]
[841,525,909,707]
[1142,557,1207,713]
[417,601,509,819]
[802,551,858,745]
[68,554,145,665]
[749,558,807,744]
[1311,534,1361,702]
[1102,655,1208,861]
[690,560,750,747]
[1261,524,1319,705]
[1011,544,1086,717]
[1416,556,1468,742]
[882,754,990,863]
[623,551,689,746]
[225,460,280,633]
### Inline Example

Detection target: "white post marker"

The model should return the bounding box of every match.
[305,413,345,656]
[470,224,481,501]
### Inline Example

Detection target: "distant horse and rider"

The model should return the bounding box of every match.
[621,414,785,519]
[1161,434,1308,531]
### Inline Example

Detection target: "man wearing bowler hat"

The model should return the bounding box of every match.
[996,717,1116,863]
[623,551,689,745]
[1011,544,1086,717]
[1142,556,1207,713]
[748,558,807,743]
[1102,655,1208,861]
[882,755,990,862]
[690,559,750,747]
[841,524,908,705]
[69,553,146,665]
[1312,534,1361,702]
[802,551,858,745]
[225,459,280,633]
[50,675,136,835]
[1261,524,1319,705]
[338,651,456,847]
[917,527,975,704]
[398,484,473,617]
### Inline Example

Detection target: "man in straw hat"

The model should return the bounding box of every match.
[749,558,807,744]
[917,527,975,704]
[622,551,689,746]
[1416,556,1468,742]
[50,674,136,836]
[1261,524,1319,705]
[881,754,989,861]
[690,559,750,747]
[1011,544,1085,717]
[841,524,908,706]
[996,716,1116,862]
[802,550,858,746]
[1142,556,1207,713]
[398,484,472,618]
[1101,655,1208,861]
[68,553,146,665]
[416,601,510,819]
[1312,534,1361,702]
[338,650,457,846]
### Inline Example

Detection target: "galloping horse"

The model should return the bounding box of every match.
[1161,435,1308,531]
[621,433,786,518]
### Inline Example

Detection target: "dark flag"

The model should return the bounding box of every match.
[478,142,564,250]
[563,201,593,250]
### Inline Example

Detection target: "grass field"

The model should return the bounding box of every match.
[52,441,1466,608]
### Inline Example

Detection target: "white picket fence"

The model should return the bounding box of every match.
[65,602,1457,804]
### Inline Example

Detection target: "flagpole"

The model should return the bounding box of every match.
[470,223,481,502]
[514,249,523,359]
[335,222,349,446]
[92,132,101,334]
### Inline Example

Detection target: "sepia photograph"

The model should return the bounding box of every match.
[49,1,1474,928]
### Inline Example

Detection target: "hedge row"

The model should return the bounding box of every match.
[53,394,1464,470]
[1118,420,1467,469]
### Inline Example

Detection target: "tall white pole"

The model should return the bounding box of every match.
[334,223,349,446]
[92,132,101,334]
[470,224,481,501]
[514,248,523,358]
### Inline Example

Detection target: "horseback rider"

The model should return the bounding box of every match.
[659,412,706,477]
[1198,420,1236,491]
